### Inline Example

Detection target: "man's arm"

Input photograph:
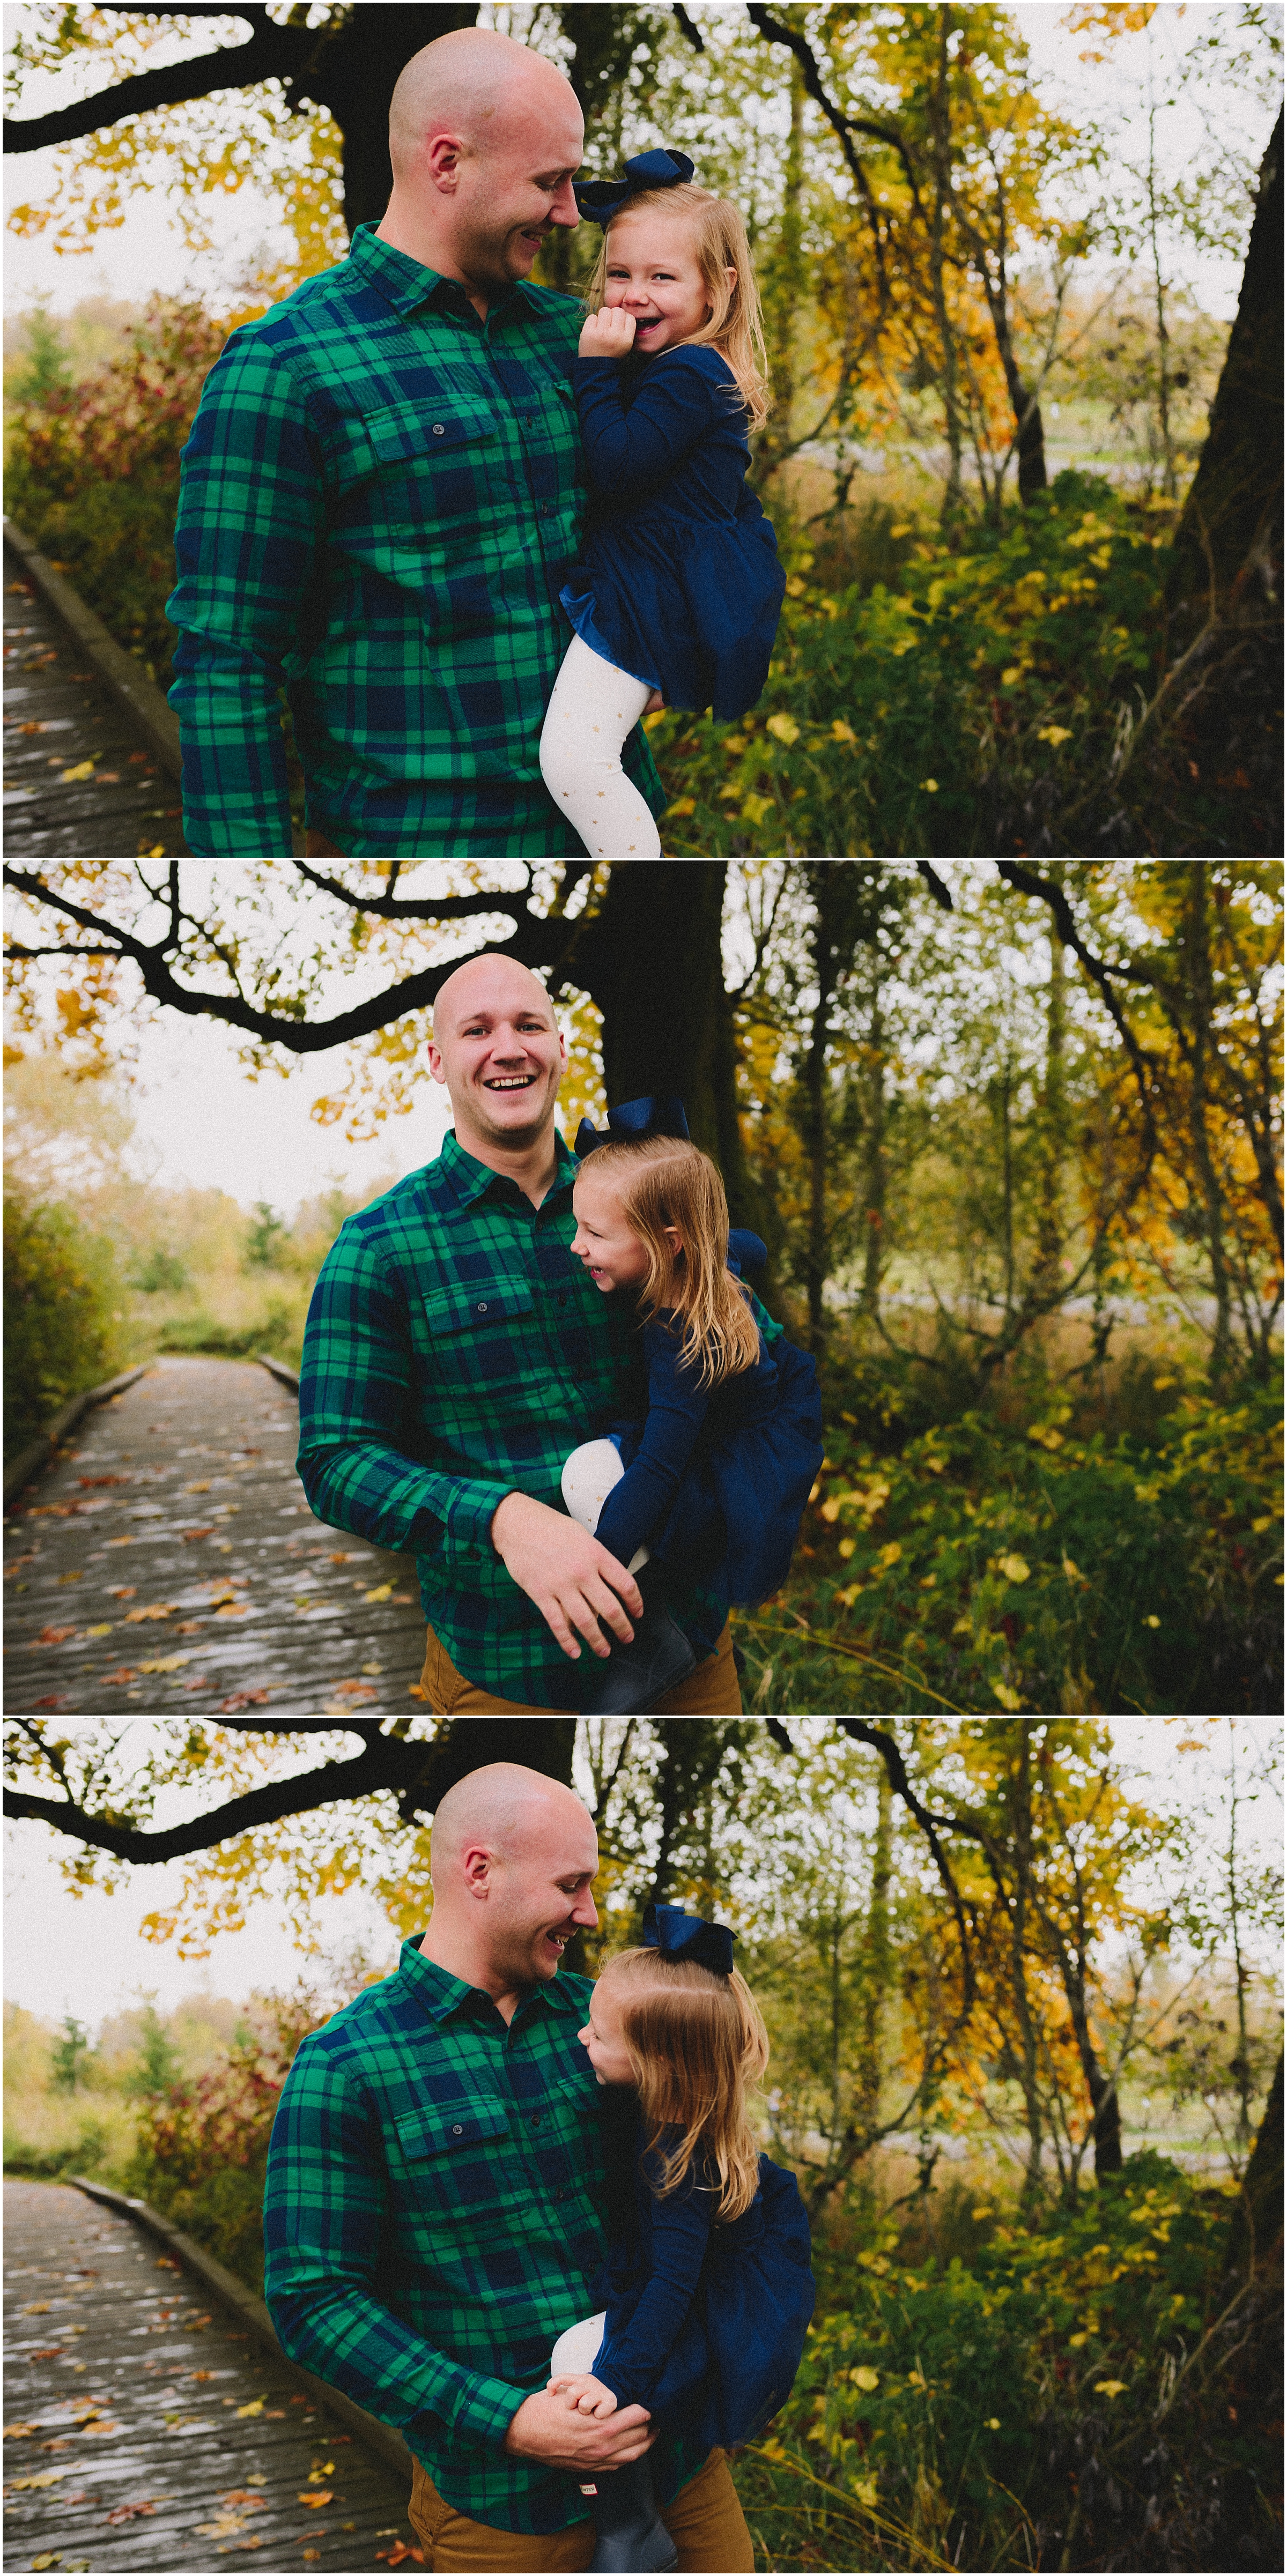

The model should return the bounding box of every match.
[297,1228,643,1656]
[166,327,323,856]
[264,2035,654,2468]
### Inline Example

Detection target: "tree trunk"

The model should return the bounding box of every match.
[1032,887,1067,1303]
[860,982,887,1321]
[856,1760,892,2136]
[930,12,964,525]
[574,863,774,1251]
[1225,2049,1283,2285]
[300,4,481,236]
[1182,866,1235,1385]
[1165,107,1283,629]
[1008,1731,1046,2211]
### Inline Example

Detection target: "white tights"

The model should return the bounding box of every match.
[539,634,662,857]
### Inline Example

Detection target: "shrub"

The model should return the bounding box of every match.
[4,296,226,679]
[735,2154,1276,2572]
[123,1991,330,2295]
[737,1383,1282,1716]
[652,473,1229,858]
[3,1189,125,1461]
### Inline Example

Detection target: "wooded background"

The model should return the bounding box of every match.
[3,856,1282,1716]
[3,2,1282,857]
[4,1712,1283,2572]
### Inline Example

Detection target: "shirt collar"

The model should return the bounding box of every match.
[345,221,542,324]
[438,1127,578,1209]
[396,1935,581,2025]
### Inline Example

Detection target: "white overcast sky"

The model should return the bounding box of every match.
[3,1720,1281,2032]
[4,4,1282,320]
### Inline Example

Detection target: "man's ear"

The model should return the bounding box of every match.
[461,1843,492,1897]
[426,133,465,195]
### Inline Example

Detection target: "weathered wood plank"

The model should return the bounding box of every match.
[3,1355,428,1716]
[3,540,189,859]
[3,2179,419,2572]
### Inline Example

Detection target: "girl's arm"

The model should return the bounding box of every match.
[591,2174,714,2414]
[571,350,727,495]
[591,1323,710,1569]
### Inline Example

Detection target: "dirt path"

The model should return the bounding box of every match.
[3,541,189,858]
[2,2178,418,2573]
[3,1356,429,1716]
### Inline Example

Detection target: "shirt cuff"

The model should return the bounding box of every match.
[443,2370,535,2451]
[439,1476,522,1553]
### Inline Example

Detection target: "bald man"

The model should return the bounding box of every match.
[297,949,752,1712]
[264,1763,755,2571]
[167,27,665,857]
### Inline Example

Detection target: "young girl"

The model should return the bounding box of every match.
[540,150,785,859]
[547,1903,815,2573]
[561,1095,822,1718]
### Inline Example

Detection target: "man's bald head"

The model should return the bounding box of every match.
[422,1762,600,1999]
[432,953,554,1043]
[428,954,566,1168]
[431,1761,591,1874]
[389,28,577,184]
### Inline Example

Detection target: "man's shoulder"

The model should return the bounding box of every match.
[521,281,583,328]
[320,1158,457,1264]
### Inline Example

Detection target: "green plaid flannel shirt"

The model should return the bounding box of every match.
[296,1129,779,1706]
[263,1940,709,2532]
[166,223,663,856]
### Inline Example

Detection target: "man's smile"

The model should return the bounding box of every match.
[484,1073,538,1089]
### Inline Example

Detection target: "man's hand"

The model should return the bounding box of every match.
[504,2388,653,2468]
[490,1492,642,1661]
[546,2370,618,2418]
[579,306,637,359]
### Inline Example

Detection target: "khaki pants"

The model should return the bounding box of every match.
[408,2446,753,2573]
[419,1622,742,1716]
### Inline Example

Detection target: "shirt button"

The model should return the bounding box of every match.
[452,2124,463,2135]
[530,2111,542,2126]
[432,423,446,436]
[476,1301,489,1313]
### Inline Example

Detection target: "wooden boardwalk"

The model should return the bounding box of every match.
[3,539,189,858]
[3,1357,430,1717]
[2,2179,419,2574]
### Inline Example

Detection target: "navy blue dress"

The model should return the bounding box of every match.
[589,2109,815,2453]
[590,1235,823,1649]
[561,345,786,722]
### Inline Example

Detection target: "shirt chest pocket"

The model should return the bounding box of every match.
[393,2098,512,2210]
[419,1276,537,1401]
[350,400,501,544]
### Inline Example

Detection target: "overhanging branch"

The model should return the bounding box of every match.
[3,867,578,1052]
[3,16,312,155]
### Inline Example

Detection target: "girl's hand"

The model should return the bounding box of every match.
[546,2370,619,2418]
[579,306,637,359]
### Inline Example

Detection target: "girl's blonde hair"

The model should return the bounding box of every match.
[600,1946,770,2219]
[580,1135,761,1389]
[585,182,772,434]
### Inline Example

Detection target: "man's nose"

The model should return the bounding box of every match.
[573,1888,598,1929]
[549,177,580,228]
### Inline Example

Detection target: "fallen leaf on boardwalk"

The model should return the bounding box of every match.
[365,1582,393,1601]
[123,1602,178,1622]
[182,1528,214,1542]
[156,2256,180,2270]
[234,2398,266,2417]
[185,1481,212,1493]
[60,760,96,782]
[36,1626,76,1646]
[308,2462,336,2477]
[106,2498,158,2522]
[219,2491,268,2508]
[101,1667,139,1685]
[108,1586,138,1599]
[375,2545,425,2566]
[215,1603,250,1618]
[29,2344,66,2356]
[220,1689,270,1711]
[78,1474,129,1488]
[301,2555,320,2565]
[407,1684,428,1699]
[22,2302,52,2313]
[84,1623,114,1637]
[175,1620,204,1634]
[3,2424,38,2438]
[391,1592,415,1603]
[263,2407,286,2417]
[298,2490,334,2507]
[137,1652,197,1673]
[7,2468,69,2488]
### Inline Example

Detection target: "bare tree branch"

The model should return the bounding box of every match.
[3,14,312,154]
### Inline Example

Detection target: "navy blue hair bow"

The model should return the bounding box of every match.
[642,1901,735,1977]
[574,1095,690,1163]
[574,148,697,226]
